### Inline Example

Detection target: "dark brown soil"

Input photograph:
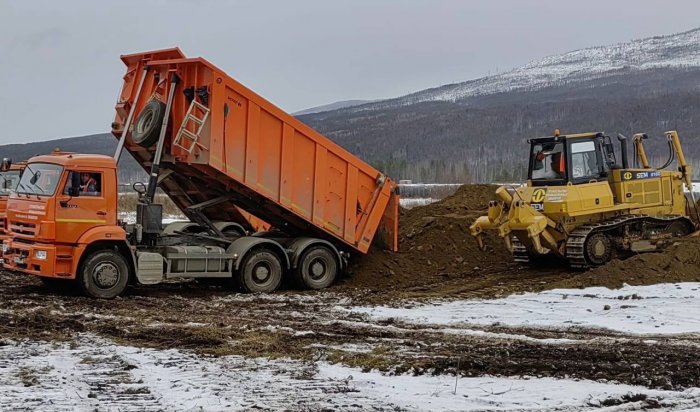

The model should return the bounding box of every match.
[343,185,512,296]
[342,184,700,303]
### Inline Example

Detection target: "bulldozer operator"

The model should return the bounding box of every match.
[532,146,565,179]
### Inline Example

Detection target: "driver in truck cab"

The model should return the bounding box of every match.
[80,172,97,193]
[64,172,99,196]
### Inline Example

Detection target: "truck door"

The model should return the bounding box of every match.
[55,171,109,243]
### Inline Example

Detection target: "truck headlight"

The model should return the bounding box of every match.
[35,250,47,260]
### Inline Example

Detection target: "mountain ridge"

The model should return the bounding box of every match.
[333,26,700,113]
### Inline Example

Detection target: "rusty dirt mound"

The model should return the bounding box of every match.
[340,184,700,302]
[342,184,512,294]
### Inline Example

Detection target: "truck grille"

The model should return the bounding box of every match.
[10,221,37,236]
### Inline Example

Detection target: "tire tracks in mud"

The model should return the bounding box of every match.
[1,270,699,392]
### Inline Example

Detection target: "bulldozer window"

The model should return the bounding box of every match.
[570,141,602,181]
[530,142,565,181]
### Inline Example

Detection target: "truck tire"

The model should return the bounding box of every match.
[237,249,282,293]
[132,100,166,148]
[78,249,130,299]
[293,246,338,290]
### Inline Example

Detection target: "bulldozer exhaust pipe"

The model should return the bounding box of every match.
[617,133,629,169]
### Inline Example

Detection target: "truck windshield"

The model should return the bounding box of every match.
[530,142,565,181]
[15,163,64,196]
[0,170,21,196]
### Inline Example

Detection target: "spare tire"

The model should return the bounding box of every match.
[132,100,166,147]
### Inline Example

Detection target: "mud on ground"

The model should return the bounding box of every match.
[2,184,700,392]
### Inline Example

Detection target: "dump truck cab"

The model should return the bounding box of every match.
[0,160,27,246]
[3,153,127,286]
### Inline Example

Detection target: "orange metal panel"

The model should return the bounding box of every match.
[245,103,260,187]
[344,165,359,244]
[291,130,315,218]
[279,124,295,208]
[225,87,247,180]
[312,145,327,226]
[258,109,283,198]
[325,152,347,237]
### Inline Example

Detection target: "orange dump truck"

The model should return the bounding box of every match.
[2,48,399,298]
[0,160,25,249]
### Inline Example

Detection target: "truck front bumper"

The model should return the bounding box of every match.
[2,239,60,278]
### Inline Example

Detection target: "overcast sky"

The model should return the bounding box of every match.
[1,0,698,143]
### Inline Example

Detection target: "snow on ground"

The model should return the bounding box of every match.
[0,335,698,411]
[400,198,438,208]
[349,283,700,335]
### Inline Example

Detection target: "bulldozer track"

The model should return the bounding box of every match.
[512,236,530,263]
[566,215,692,269]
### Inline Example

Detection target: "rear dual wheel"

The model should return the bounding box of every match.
[237,249,283,293]
[235,246,339,292]
[293,246,338,290]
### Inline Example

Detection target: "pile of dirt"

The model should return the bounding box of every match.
[343,184,513,294]
[342,184,700,302]
[584,237,700,287]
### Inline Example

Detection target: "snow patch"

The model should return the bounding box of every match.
[1,335,698,411]
[350,283,700,335]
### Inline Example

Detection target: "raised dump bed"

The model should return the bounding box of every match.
[112,48,399,254]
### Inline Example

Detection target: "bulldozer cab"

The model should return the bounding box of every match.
[528,133,610,187]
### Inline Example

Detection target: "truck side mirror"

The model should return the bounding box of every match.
[69,172,81,197]
[0,158,11,172]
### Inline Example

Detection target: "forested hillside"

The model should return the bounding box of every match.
[299,68,700,182]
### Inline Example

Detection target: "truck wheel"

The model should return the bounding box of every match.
[237,249,282,293]
[584,232,613,266]
[293,246,338,290]
[78,250,130,299]
[132,100,166,147]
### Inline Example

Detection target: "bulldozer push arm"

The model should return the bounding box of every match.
[469,186,560,255]
[667,130,700,226]
[632,133,651,169]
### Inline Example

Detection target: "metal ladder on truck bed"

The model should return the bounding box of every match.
[173,100,210,154]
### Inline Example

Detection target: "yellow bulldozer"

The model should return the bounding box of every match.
[470,130,700,268]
